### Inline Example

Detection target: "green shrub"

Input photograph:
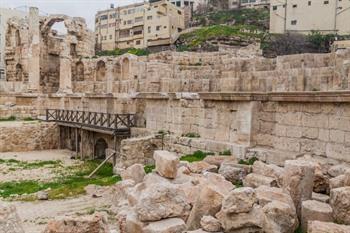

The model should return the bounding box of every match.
[23,117,35,121]
[219,149,232,156]
[144,165,155,174]
[182,132,200,138]
[0,116,16,121]
[238,156,258,165]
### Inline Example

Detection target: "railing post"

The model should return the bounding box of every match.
[46,109,49,121]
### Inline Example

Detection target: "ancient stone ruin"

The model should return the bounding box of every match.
[1,6,350,233]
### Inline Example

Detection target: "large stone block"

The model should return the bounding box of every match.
[330,186,350,225]
[154,150,179,179]
[143,218,186,233]
[136,182,191,222]
[301,200,333,232]
[308,221,350,233]
[282,160,315,218]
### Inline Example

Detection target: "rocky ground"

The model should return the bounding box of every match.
[1,149,350,233]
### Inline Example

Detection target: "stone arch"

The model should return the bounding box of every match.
[75,61,84,81]
[114,62,122,81]
[15,64,23,81]
[121,58,130,80]
[94,138,108,159]
[15,29,20,46]
[96,60,106,81]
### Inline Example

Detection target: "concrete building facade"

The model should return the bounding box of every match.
[95,0,185,51]
[270,0,350,35]
[0,8,27,80]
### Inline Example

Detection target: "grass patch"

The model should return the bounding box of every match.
[144,165,155,174]
[233,180,243,188]
[0,116,16,121]
[180,150,214,163]
[23,117,35,121]
[182,132,200,138]
[0,159,62,170]
[177,24,265,52]
[0,160,120,200]
[238,156,258,165]
[294,226,303,233]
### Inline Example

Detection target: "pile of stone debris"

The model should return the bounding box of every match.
[1,150,350,233]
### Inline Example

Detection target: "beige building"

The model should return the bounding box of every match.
[270,0,350,35]
[95,0,185,51]
[240,0,269,9]
[0,8,27,79]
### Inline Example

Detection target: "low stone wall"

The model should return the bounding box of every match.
[0,121,58,152]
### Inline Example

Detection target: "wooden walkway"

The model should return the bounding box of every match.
[46,109,136,135]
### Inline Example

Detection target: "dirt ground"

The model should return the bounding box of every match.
[0,150,119,233]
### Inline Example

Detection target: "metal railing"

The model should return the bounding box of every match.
[46,109,136,132]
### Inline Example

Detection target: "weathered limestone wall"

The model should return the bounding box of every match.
[0,121,58,152]
[255,102,350,162]
[142,96,256,146]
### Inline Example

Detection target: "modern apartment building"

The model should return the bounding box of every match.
[0,8,27,79]
[270,0,350,35]
[95,0,185,51]
[240,0,269,9]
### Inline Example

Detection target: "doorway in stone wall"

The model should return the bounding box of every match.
[94,138,108,159]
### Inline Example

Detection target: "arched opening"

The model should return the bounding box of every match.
[15,64,23,81]
[121,58,130,80]
[75,61,84,81]
[51,21,68,36]
[114,63,121,81]
[96,60,106,81]
[15,30,20,46]
[94,138,108,159]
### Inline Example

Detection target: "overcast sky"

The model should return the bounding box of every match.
[1,0,145,30]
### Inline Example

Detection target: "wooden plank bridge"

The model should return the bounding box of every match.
[46,109,136,135]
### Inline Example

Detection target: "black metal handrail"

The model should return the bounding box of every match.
[46,109,136,132]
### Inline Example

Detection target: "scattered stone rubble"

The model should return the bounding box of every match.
[0,202,25,233]
[27,150,350,232]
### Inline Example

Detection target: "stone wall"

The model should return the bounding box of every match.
[255,102,350,162]
[0,121,58,152]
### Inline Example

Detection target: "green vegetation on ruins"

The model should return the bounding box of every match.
[180,150,214,163]
[0,160,120,201]
[182,132,201,138]
[144,164,156,174]
[0,159,61,170]
[238,156,258,165]
[95,48,150,57]
[192,8,269,30]
[0,116,36,122]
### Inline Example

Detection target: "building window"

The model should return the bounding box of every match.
[273,5,277,10]
[147,16,152,20]
[164,26,167,29]
[176,1,181,6]
[178,10,182,15]
[308,1,311,5]
[134,30,143,35]
[291,20,297,25]
[293,4,297,8]
[324,0,329,4]
[100,15,108,20]
[136,40,141,45]
[135,16,143,23]
[128,9,135,14]
[109,35,112,39]
[127,20,133,24]
[148,26,151,33]
[156,26,161,31]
